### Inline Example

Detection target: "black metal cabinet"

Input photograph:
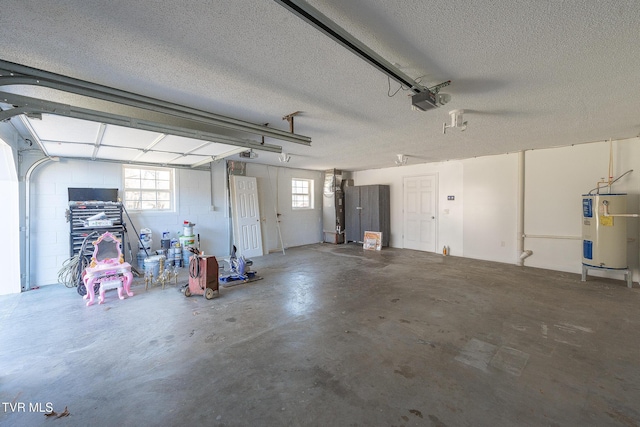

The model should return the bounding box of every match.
[68,202,126,258]
[345,185,390,246]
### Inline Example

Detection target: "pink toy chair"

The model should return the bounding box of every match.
[82,231,133,306]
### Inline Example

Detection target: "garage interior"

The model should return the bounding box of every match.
[1,1,639,426]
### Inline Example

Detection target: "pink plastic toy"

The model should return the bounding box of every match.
[82,231,134,306]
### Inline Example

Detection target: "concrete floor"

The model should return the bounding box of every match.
[1,243,639,426]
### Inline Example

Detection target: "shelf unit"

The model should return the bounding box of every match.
[345,185,390,246]
[68,202,126,257]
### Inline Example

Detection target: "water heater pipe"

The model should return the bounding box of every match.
[601,200,639,218]
[590,169,633,194]
[520,250,533,260]
[517,151,532,266]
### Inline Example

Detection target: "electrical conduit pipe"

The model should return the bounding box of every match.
[517,151,533,266]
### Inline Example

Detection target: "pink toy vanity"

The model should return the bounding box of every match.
[82,231,134,306]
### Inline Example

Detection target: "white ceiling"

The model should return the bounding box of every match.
[1,0,639,171]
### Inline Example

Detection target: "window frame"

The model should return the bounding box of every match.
[291,178,314,210]
[122,165,175,212]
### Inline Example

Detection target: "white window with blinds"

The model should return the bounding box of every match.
[292,178,314,209]
[123,166,174,211]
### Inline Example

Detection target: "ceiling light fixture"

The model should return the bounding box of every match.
[279,152,291,163]
[443,109,467,134]
[395,154,407,166]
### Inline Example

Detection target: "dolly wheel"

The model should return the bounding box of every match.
[184,287,192,297]
[205,287,215,300]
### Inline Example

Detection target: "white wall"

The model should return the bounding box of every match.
[353,160,464,255]
[353,156,517,264]
[462,153,519,264]
[352,138,640,284]
[27,158,324,286]
[134,165,232,259]
[0,127,21,295]
[247,164,323,252]
[28,159,227,286]
[524,138,640,281]
[18,134,640,288]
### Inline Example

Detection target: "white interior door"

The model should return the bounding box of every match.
[230,175,264,258]
[403,175,437,252]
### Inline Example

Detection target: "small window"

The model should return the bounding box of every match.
[292,178,314,209]
[123,166,174,211]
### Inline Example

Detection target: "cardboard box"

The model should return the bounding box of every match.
[363,231,382,251]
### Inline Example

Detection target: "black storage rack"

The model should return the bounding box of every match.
[68,201,127,260]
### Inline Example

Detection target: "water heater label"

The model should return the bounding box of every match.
[600,216,614,227]
[583,240,593,260]
[582,198,593,218]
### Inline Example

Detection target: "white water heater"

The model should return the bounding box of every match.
[581,194,627,269]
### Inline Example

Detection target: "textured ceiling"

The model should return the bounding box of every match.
[1,0,639,171]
